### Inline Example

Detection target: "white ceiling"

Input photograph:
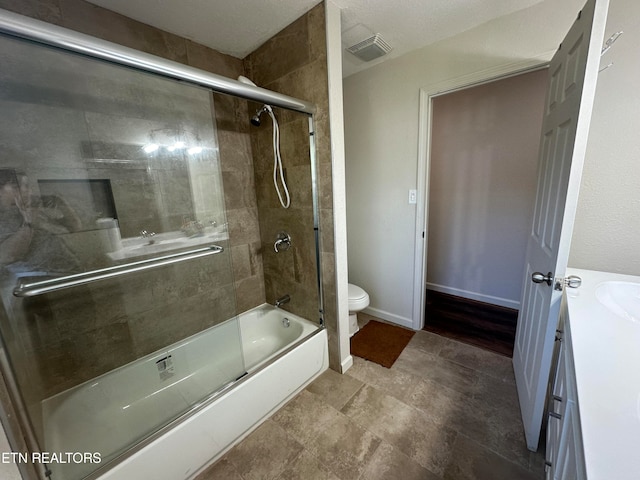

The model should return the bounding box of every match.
[88,0,548,78]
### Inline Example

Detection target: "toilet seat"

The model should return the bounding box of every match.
[348,283,369,311]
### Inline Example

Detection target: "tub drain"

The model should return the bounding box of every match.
[282,318,290,328]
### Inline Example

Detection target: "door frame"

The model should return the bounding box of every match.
[411,57,554,330]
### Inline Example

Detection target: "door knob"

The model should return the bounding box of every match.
[532,271,553,286]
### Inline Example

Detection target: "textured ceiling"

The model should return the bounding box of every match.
[88,0,322,58]
[88,0,548,77]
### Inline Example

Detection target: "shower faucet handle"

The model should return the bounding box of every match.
[274,232,291,253]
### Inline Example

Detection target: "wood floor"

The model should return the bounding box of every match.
[424,289,518,357]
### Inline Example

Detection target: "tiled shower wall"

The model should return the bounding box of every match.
[0,0,265,442]
[245,4,323,324]
[245,4,339,368]
[0,0,265,314]
[0,0,339,384]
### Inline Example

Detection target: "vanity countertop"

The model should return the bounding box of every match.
[565,268,640,480]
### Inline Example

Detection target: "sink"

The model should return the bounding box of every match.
[595,281,640,323]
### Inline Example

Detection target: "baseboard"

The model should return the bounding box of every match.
[362,307,414,330]
[426,283,520,310]
[340,355,354,373]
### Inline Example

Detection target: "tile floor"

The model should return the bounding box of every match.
[196,315,545,480]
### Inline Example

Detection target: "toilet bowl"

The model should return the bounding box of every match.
[348,283,370,337]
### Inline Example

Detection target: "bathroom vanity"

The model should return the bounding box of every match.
[546,269,640,479]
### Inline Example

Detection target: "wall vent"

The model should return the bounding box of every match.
[346,34,392,62]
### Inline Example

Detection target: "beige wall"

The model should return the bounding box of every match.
[428,69,547,308]
[569,0,640,274]
[344,0,585,326]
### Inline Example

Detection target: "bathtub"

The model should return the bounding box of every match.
[41,304,328,480]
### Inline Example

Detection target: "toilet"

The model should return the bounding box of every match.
[348,283,370,337]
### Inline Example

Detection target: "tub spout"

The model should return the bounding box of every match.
[275,294,290,308]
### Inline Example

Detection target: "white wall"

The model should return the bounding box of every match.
[344,0,584,326]
[427,70,547,309]
[569,0,640,274]
[324,0,352,372]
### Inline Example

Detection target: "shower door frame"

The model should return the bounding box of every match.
[0,7,325,480]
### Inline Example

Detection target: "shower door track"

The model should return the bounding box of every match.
[13,245,224,298]
[0,10,316,115]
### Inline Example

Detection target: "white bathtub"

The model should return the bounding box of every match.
[41,304,328,480]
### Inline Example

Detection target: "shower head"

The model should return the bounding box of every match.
[237,76,273,127]
[250,105,272,127]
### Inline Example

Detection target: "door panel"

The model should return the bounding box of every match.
[513,0,609,450]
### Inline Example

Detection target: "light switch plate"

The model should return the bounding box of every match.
[408,189,417,204]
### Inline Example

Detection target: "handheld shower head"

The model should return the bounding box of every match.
[237,79,290,208]
[250,105,272,127]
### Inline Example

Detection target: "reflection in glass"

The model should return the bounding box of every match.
[0,35,241,479]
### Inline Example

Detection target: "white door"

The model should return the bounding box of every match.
[513,0,609,451]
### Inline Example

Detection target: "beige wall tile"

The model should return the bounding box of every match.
[0,0,62,24]
[0,3,340,455]
[245,3,337,367]
[244,15,310,87]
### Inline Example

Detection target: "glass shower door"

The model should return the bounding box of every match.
[0,34,242,479]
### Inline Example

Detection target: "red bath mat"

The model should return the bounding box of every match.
[350,320,415,368]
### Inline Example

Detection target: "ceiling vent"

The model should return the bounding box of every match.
[346,34,392,62]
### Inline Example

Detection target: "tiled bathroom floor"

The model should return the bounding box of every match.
[196,315,545,480]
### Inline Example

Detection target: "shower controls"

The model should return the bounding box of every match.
[274,232,291,253]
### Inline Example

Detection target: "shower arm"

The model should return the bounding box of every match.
[13,245,224,298]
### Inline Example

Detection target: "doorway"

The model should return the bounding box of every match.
[422,69,548,355]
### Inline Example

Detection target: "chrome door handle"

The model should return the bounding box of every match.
[532,271,553,286]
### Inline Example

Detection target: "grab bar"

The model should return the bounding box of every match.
[13,245,224,298]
